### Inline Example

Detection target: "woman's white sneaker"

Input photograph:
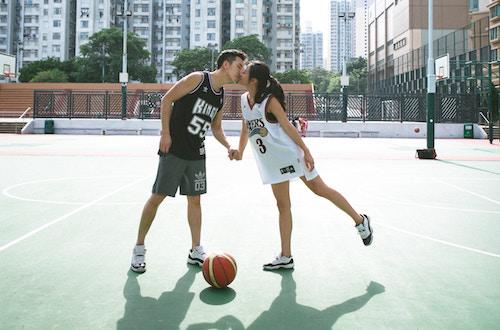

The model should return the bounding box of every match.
[263,255,294,270]
[356,214,373,246]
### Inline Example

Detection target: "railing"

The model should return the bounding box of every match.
[19,107,32,119]
[33,90,480,123]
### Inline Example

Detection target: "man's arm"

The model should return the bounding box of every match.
[159,72,203,153]
[211,109,239,159]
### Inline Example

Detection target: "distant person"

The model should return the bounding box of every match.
[130,49,247,273]
[234,61,373,270]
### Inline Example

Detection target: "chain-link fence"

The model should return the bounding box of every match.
[33,90,479,123]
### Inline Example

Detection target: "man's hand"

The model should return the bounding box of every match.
[159,133,172,154]
[228,148,241,160]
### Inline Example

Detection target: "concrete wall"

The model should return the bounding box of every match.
[22,119,487,139]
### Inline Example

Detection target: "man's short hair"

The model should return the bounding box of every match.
[216,49,247,69]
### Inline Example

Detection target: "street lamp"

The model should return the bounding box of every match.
[338,1,355,122]
[208,43,218,71]
[117,0,132,119]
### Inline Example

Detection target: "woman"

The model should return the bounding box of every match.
[235,61,373,270]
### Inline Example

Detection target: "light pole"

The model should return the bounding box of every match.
[117,0,132,119]
[417,0,437,159]
[208,43,218,71]
[338,1,355,122]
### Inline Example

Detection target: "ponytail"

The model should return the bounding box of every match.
[250,61,286,110]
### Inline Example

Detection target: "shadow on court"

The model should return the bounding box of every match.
[117,266,202,330]
[187,271,385,330]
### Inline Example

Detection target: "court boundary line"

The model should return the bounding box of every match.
[378,222,500,259]
[434,179,500,206]
[0,176,149,253]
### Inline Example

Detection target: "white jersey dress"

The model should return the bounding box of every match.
[240,92,318,184]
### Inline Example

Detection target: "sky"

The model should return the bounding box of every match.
[300,0,331,60]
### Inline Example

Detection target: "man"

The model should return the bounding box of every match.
[130,49,247,273]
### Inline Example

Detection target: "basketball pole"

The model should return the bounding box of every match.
[418,0,437,159]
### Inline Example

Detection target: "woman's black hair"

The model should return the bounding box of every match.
[249,61,286,110]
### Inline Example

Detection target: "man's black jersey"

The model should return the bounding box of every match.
[169,72,224,160]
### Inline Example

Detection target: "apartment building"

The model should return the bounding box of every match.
[262,0,300,72]
[300,26,323,70]
[231,0,262,40]
[0,0,16,54]
[75,0,115,56]
[330,0,356,73]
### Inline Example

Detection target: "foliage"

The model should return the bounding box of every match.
[170,48,212,77]
[30,69,69,82]
[76,27,156,83]
[222,35,270,62]
[273,70,311,84]
[19,58,76,82]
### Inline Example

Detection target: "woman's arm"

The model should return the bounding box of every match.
[236,120,248,160]
[267,97,315,170]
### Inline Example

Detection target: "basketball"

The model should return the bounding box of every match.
[202,253,237,288]
[414,127,420,133]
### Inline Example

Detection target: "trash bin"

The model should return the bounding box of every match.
[463,123,473,139]
[44,120,55,134]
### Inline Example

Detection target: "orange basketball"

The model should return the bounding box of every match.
[202,253,237,288]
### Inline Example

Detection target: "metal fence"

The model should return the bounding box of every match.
[33,90,479,123]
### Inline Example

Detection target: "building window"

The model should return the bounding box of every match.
[235,20,243,29]
[490,27,498,41]
[195,9,200,17]
[80,20,88,28]
[195,34,200,42]
[54,8,61,15]
[53,20,61,27]
[52,32,61,40]
[207,8,216,16]
[207,20,215,28]
[207,33,215,41]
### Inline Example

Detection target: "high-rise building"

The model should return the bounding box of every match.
[354,0,367,58]
[300,26,323,70]
[75,0,115,56]
[330,0,356,73]
[231,0,262,40]
[0,0,16,55]
[15,0,77,69]
[263,0,300,72]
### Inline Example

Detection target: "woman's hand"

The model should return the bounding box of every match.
[304,149,315,171]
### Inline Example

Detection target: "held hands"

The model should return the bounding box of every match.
[228,148,242,161]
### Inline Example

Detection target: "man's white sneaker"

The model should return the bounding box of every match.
[130,245,146,273]
[263,255,294,270]
[356,214,373,246]
[187,245,207,266]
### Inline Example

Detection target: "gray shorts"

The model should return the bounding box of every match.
[152,153,207,197]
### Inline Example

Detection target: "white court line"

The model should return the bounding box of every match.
[434,179,500,206]
[378,222,500,259]
[0,176,149,253]
[359,190,500,215]
[2,176,147,206]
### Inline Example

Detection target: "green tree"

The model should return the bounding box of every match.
[347,57,368,94]
[309,68,336,93]
[170,48,212,77]
[19,58,76,82]
[222,35,270,62]
[273,70,311,84]
[75,27,156,83]
[30,69,69,82]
